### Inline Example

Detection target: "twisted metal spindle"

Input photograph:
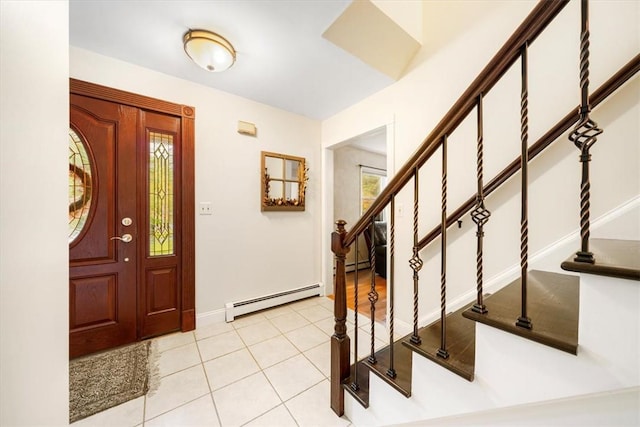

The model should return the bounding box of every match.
[387,197,397,379]
[350,239,360,391]
[570,0,603,264]
[516,43,532,330]
[368,219,379,364]
[471,93,490,314]
[410,168,423,345]
[438,137,450,359]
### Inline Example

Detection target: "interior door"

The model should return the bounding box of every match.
[69,94,138,358]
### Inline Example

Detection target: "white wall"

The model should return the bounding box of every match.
[0,1,70,425]
[322,0,639,333]
[70,47,322,322]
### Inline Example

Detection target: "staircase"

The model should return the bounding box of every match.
[329,1,640,425]
[345,244,639,425]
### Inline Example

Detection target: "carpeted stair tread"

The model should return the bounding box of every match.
[561,238,640,281]
[463,270,579,354]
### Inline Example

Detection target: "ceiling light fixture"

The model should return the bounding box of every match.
[183,29,236,72]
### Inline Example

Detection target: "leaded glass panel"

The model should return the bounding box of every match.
[149,132,174,256]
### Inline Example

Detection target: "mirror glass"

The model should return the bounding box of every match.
[285,182,299,200]
[269,180,284,200]
[285,159,299,180]
[265,156,284,179]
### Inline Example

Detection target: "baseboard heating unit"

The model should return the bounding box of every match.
[225,283,323,322]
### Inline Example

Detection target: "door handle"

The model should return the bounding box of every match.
[110,233,133,243]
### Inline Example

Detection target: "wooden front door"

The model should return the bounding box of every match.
[69,81,195,358]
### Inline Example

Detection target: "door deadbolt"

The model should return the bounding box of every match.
[121,217,133,226]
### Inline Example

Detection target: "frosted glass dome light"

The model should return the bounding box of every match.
[183,29,236,72]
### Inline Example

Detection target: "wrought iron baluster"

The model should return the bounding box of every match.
[516,43,532,330]
[387,196,396,379]
[472,94,490,314]
[570,0,603,264]
[438,137,450,359]
[368,219,378,364]
[350,238,360,391]
[410,168,423,345]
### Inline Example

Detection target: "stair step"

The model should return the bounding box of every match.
[343,360,370,408]
[403,303,475,381]
[344,270,580,408]
[561,238,640,281]
[343,330,414,407]
[463,270,579,354]
[364,338,413,397]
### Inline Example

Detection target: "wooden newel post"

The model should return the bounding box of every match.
[331,219,350,416]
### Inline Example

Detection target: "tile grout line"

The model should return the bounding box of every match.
[213,307,314,425]
[83,297,340,426]
[193,331,224,427]
[242,315,299,426]
[243,316,294,423]
[232,298,331,426]
[245,320,328,423]
[143,333,222,426]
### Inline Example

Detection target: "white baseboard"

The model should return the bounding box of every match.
[196,308,226,328]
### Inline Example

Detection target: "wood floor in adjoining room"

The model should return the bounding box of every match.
[329,269,387,323]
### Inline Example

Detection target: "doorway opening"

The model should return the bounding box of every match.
[329,125,389,323]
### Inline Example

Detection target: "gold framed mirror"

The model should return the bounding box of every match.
[261,151,307,211]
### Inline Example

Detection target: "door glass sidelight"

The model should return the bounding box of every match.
[68,128,93,243]
[148,131,174,256]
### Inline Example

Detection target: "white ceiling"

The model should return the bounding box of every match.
[342,126,387,155]
[69,0,396,120]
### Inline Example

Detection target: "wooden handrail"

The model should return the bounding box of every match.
[343,0,569,247]
[418,53,640,251]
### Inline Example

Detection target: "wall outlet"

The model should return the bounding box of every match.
[199,202,212,215]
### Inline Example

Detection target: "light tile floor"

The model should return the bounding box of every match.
[72,296,388,427]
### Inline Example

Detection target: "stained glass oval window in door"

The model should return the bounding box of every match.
[69,128,93,243]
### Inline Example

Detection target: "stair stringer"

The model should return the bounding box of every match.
[345,268,639,426]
